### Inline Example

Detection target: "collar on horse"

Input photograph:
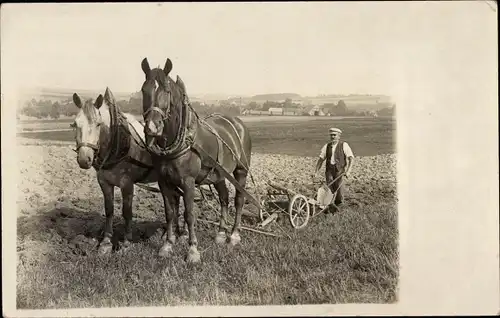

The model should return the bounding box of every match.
[145,91,199,160]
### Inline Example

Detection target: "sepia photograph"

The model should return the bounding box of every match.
[2,1,498,317]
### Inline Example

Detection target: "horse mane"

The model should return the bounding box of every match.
[82,100,100,124]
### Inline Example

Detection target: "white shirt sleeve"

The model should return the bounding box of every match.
[319,144,327,159]
[343,142,354,158]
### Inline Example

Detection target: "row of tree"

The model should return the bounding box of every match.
[19,99,77,119]
[18,97,243,119]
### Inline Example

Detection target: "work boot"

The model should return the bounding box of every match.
[335,201,344,212]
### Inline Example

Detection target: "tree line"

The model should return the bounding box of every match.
[18,96,242,119]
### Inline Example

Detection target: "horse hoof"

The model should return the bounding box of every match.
[215,232,226,245]
[98,242,113,255]
[158,243,173,258]
[122,240,132,249]
[229,233,241,246]
[186,247,201,264]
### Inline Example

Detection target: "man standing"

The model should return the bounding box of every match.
[314,127,354,209]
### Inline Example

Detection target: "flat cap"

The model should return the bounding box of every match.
[329,127,342,134]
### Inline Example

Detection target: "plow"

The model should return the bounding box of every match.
[136,171,345,239]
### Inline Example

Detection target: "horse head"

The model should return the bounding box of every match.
[140,57,186,148]
[71,88,115,169]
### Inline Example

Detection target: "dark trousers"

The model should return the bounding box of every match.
[325,166,344,205]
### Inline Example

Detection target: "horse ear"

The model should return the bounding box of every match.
[95,94,104,109]
[141,58,151,77]
[104,87,115,105]
[73,93,82,108]
[164,58,173,76]
[176,75,187,93]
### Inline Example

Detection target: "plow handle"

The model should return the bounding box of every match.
[312,172,346,189]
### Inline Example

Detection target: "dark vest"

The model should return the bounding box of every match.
[325,140,345,171]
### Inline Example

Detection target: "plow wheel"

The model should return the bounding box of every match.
[289,194,310,229]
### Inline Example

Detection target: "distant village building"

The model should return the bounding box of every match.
[306,105,325,116]
[283,108,298,116]
[268,107,284,116]
[249,110,266,115]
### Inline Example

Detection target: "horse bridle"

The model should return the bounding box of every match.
[142,80,196,158]
[143,78,172,123]
[76,142,99,152]
[73,135,101,166]
[143,106,168,121]
[72,120,102,167]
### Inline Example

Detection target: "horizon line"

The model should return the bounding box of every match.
[19,85,392,99]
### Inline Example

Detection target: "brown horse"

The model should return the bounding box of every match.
[71,87,187,254]
[140,57,253,263]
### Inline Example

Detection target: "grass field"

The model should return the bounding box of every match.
[16,116,398,308]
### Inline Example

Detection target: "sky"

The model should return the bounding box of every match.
[1,1,496,98]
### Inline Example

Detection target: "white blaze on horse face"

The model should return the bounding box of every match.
[74,106,101,168]
[78,110,101,146]
[147,120,159,136]
[154,80,159,92]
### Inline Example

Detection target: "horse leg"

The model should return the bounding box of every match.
[174,191,189,242]
[98,177,114,254]
[229,168,248,246]
[213,180,229,245]
[182,177,200,263]
[158,181,177,258]
[121,183,134,249]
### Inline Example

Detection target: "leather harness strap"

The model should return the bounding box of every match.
[143,106,167,120]
[192,118,225,184]
[76,142,98,151]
